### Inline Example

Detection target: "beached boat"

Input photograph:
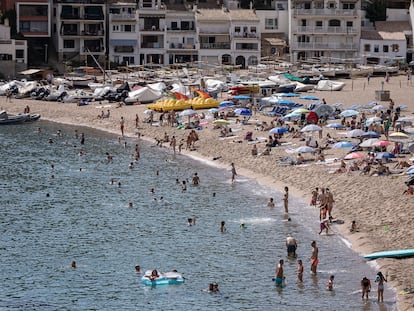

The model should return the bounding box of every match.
[141,270,185,286]
[364,249,414,260]
[314,80,345,91]
[0,110,31,124]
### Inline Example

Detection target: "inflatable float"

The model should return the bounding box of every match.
[141,270,185,286]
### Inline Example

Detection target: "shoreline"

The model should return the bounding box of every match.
[1,75,413,310]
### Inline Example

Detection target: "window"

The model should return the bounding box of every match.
[343,3,355,9]
[113,25,119,31]
[181,21,190,30]
[115,46,134,53]
[374,44,379,52]
[124,25,132,32]
[63,40,75,49]
[364,44,370,52]
[316,21,322,29]
[171,22,178,29]
[346,21,353,28]
[251,27,256,33]
[235,26,241,33]
[383,45,389,52]
[329,19,340,27]
[392,44,399,52]
[16,50,24,58]
[265,18,278,30]
[328,2,336,8]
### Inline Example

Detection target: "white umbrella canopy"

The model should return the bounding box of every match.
[179,109,197,117]
[286,146,316,154]
[359,138,380,148]
[301,124,322,132]
[346,129,365,138]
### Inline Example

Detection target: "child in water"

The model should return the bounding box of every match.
[327,275,334,291]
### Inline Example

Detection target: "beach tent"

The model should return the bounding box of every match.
[307,111,319,124]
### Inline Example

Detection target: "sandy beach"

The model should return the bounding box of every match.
[2,75,414,310]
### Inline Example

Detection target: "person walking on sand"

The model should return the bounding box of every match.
[135,114,139,128]
[230,163,237,183]
[120,116,125,137]
[310,241,318,274]
[283,186,289,213]
[275,259,284,287]
[375,271,387,302]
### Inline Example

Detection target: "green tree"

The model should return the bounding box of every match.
[364,0,387,25]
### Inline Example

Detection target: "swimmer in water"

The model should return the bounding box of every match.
[220,221,226,233]
[327,275,334,291]
[192,173,200,185]
[267,197,275,208]
[135,265,141,273]
[71,261,76,268]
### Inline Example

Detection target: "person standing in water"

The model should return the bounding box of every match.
[220,221,226,233]
[230,163,237,183]
[192,172,200,185]
[361,276,371,300]
[310,241,318,274]
[283,186,289,213]
[297,259,304,283]
[275,259,284,287]
[375,271,387,302]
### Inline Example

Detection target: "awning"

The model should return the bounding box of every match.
[263,38,286,46]
[19,69,42,75]
[109,39,137,46]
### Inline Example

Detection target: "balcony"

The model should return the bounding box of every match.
[168,43,196,50]
[84,13,104,20]
[200,42,230,49]
[295,26,358,35]
[291,42,358,50]
[81,30,104,36]
[60,13,80,19]
[55,0,105,3]
[82,46,105,53]
[141,42,164,48]
[167,27,195,32]
[293,9,358,17]
[61,30,79,36]
[140,26,164,31]
[109,13,136,21]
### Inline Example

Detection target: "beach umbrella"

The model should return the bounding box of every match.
[219,101,234,107]
[278,93,300,97]
[346,129,365,138]
[375,152,396,160]
[234,108,252,116]
[344,152,365,160]
[269,127,288,134]
[389,132,410,139]
[314,104,334,118]
[340,109,359,118]
[273,99,296,106]
[365,117,382,126]
[326,123,344,129]
[292,108,310,114]
[179,109,197,117]
[332,141,354,149]
[144,109,155,114]
[372,140,391,147]
[359,138,379,148]
[283,112,301,120]
[208,108,219,113]
[286,146,316,154]
[300,95,319,100]
[361,131,380,138]
[232,95,251,100]
[332,102,343,107]
[372,104,384,111]
[301,124,322,132]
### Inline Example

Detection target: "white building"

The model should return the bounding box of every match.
[361,21,410,65]
[195,8,260,68]
[0,21,28,78]
[289,0,362,63]
[53,0,106,63]
[108,1,139,65]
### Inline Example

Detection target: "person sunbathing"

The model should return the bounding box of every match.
[394,160,411,169]
[348,162,360,172]
[361,163,372,175]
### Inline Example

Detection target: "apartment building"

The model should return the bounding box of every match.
[195,8,260,68]
[0,20,27,78]
[289,0,362,63]
[53,0,106,63]
[108,1,138,65]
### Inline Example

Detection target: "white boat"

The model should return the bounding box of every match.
[65,76,96,87]
[293,82,314,92]
[124,86,163,104]
[314,80,345,91]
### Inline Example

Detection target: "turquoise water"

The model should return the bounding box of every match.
[0,121,397,310]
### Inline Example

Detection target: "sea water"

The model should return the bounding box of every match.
[0,121,397,310]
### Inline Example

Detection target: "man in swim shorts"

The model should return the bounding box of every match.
[286,236,297,257]
[361,276,371,300]
[275,259,284,287]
